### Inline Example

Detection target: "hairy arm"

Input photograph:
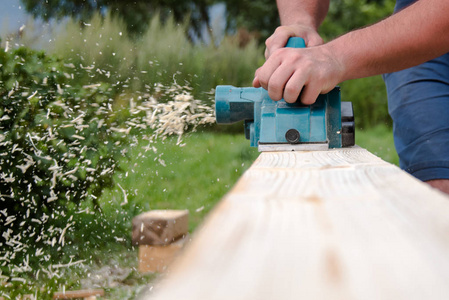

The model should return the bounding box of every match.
[331,0,449,80]
[254,0,449,104]
[276,0,329,29]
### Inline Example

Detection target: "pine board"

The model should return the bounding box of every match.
[148,147,449,300]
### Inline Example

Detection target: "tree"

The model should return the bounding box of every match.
[20,0,216,40]
[320,0,395,41]
[224,0,279,42]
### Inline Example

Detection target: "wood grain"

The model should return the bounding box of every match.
[147,147,449,300]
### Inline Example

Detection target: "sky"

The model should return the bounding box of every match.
[0,0,227,46]
[0,0,29,33]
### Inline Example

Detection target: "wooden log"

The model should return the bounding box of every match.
[138,234,189,273]
[53,289,104,299]
[148,147,449,300]
[132,210,189,246]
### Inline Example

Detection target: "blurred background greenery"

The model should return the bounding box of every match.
[1,0,398,298]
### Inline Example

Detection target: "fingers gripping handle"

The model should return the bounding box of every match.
[285,37,306,49]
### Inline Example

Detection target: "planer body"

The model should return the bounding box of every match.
[214,37,355,152]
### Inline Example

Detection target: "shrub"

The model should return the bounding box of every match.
[0,44,128,268]
[341,76,392,128]
[320,0,395,41]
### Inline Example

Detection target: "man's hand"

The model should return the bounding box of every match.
[253,45,344,105]
[257,23,330,105]
[264,25,324,59]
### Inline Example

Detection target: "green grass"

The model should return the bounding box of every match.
[104,131,259,230]
[356,124,399,165]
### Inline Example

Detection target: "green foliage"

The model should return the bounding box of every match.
[341,76,392,128]
[0,44,128,270]
[44,13,263,102]
[224,0,279,41]
[356,124,399,165]
[319,0,395,128]
[320,0,395,40]
[109,132,259,230]
[225,0,395,42]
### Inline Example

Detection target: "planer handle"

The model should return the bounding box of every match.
[285,37,306,48]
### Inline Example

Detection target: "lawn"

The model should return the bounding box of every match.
[355,124,399,165]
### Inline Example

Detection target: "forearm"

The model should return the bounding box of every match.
[254,0,449,105]
[276,0,329,29]
[328,0,449,81]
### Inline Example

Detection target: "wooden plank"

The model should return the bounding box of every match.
[132,210,189,246]
[147,147,449,300]
[53,289,104,299]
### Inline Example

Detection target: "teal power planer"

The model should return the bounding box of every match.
[215,37,355,152]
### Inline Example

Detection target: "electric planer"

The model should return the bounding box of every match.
[215,37,355,152]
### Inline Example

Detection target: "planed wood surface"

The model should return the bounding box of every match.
[147,147,449,300]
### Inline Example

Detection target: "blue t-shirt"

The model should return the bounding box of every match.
[394,0,416,12]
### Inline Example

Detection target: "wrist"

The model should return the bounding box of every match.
[277,0,330,29]
[282,18,320,30]
[322,40,349,84]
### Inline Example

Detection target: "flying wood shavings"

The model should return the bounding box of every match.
[117,183,128,206]
[27,91,38,100]
[11,277,26,284]
[16,155,35,173]
[134,83,215,149]
[83,83,102,89]
[1,76,216,295]
[51,259,86,269]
